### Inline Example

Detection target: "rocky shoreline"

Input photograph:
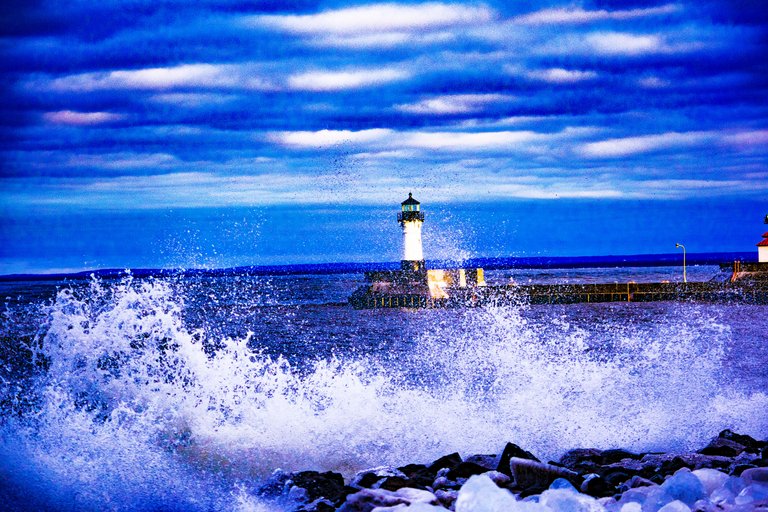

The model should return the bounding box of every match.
[256,430,768,511]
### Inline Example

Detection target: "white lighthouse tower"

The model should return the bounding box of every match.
[398,193,425,272]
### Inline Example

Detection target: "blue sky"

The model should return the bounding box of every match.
[1,0,767,273]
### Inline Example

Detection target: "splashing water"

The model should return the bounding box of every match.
[1,275,766,510]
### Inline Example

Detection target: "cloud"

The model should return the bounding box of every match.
[526,68,598,83]
[68,152,181,170]
[514,4,679,25]
[249,3,495,48]
[401,130,539,150]
[287,68,410,91]
[579,131,713,157]
[43,64,276,91]
[44,110,123,125]
[269,128,542,151]
[722,130,768,147]
[269,129,394,147]
[584,32,663,55]
[395,94,514,114]
[637,76,669,88]
[149,92,240,106]
[252,3,494,34]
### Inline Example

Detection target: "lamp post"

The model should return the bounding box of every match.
[675,243,687,283]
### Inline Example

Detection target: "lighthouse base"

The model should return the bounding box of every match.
[348,266,487,308]
[401,260,426,272]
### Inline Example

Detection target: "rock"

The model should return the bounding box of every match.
[352,467,407,489]
[448,462,494,480]
[397,464,434,489]
[291,471,351,506]
[729,464,756,477]
[297,498,337,512]
[429,453,462,473]
[550,478,578,492]
[378,477,411,491]
[740,467,768,486]
[483,471,511,487]
[434,489,458,509]
[698,437,746,457]
[580,473,609,497]
[539,487,605,511]
[602,449,642,464]
[718,429,766,453]
[691,498,718,512]
[602,470,631,489]
[641,453,730,475]
[454,474,519,511]
[657,500,692,512]
[659,456,692,475]
[496,442,539,477]
[257,469,292,498]
[691,468,729,496]
[338,487,438,512]
[602,458,645,477]
[618,475,655,493]
[464,454,498,471]
[660,469,706,507]
[509,457,580,490]
[559,448,603,470]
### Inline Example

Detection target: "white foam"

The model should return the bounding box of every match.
[2,276,766,509]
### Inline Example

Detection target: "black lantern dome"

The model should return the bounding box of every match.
[398,193,425,223]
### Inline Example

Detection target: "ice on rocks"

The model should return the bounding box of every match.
[740,467,768,487]
[455,474,548,512]
[539,488,605,512]
[691,469,728,497]
[550,478,579,493]
[659,470,705,506]
[338,487,438,512]
[655,500,690,512]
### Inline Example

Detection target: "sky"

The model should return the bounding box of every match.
[1,0,767,274]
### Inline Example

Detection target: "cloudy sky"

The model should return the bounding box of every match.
[1,0,767,273]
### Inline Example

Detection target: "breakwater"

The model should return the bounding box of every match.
[255,429,768,511]
[349,263,768,308]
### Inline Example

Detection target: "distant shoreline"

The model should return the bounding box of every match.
[0,252,756,282]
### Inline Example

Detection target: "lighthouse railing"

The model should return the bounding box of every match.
[398,211,425,222]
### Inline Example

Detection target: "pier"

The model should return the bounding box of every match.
[349,278,768,308]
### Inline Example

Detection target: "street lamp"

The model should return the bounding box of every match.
[675,243,687,283]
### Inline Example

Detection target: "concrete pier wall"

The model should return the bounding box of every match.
[349,280,768,308]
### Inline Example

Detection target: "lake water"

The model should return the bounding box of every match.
[1,265,766,511]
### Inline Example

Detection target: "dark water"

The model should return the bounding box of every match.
[1,267,767,511]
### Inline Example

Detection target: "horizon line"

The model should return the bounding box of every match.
[0,251,756,281]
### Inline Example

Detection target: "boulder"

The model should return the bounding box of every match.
[718,430,766,453]
[508,457,581,491]
[601,449,642,464]
[351,467,407,490]
[290,471,351,506]
[558,448,603,470]
[428,453,462,473]
[397,464,434,489]
[337,487,438,512]
[741,467,768,486]
[448,462,495,480]
[495,442,539,477]
[698,437,746,457]
[464,454,498,471]
[580,473,609,497]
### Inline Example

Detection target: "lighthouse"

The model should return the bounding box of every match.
[398,193,425,272]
